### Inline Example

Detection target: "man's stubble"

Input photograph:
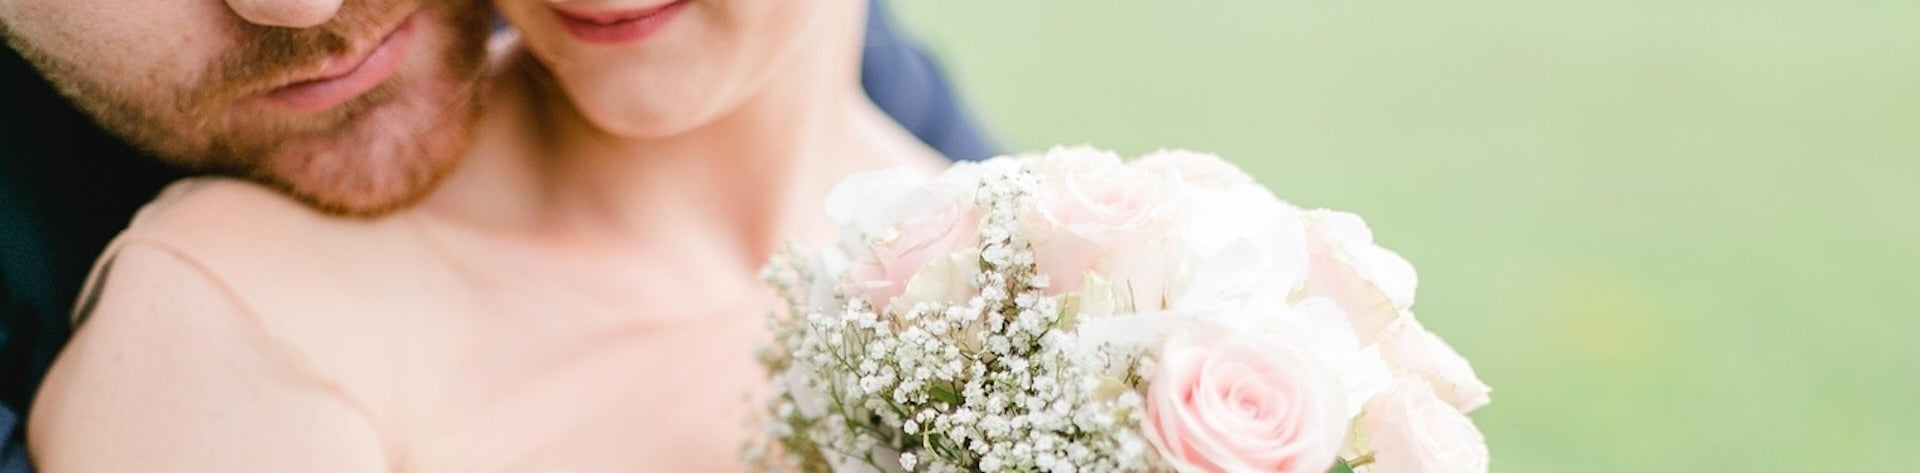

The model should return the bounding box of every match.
[1,1,495,217]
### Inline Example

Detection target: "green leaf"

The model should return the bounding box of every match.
[929,384,962,405]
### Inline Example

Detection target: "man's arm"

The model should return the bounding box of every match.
[861,0,999,161]
[0,405,30,472]
[0,120,51,473]
[29,244,386,472]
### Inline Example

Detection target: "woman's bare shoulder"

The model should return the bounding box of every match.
[73,177,438,378]
[33,238,390,472]
[98,176,429,305]
[123,177,381,244]
[34,178,427,471]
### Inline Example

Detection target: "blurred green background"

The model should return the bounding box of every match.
[893,1,1920,471]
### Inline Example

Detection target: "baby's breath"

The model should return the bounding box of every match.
[753,162,1159,472]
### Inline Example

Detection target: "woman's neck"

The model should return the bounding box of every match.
[423,43,945,270]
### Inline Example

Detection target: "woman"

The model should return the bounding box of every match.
[31,0,964,471]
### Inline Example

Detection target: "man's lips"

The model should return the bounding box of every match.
[551,0,689,45]
[263,14,419,114]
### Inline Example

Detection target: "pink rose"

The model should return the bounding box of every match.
[1359,378,1489,473]
[825,166,986,310]
[1023,148,1182,311]
[1300,210,1418,345]
[1145,324,1348,473]
[1379,319,1492,413]
[845,203,980,310]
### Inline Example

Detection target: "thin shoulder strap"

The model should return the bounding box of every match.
[69,230,401,466]
[72,232,262,326]
[73,232,166,326]
[72,178,213,325]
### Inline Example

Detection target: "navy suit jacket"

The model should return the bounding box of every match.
[0,1,993,469]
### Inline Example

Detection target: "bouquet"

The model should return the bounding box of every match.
[750,147,1491,473]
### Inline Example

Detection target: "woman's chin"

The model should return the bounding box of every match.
[583,99,736,140]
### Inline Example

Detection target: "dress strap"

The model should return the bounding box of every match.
[67,229,402,467]
[70,232,243,326]
[71,178,222,325]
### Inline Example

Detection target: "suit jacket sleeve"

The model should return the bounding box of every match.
[861,0,1000,162]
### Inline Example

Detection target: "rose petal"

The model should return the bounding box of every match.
[1360,378,1490,473]
[1379,318,1493,413]
[1146,322,1348,473]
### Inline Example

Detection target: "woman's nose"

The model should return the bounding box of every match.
[223,0,344,28]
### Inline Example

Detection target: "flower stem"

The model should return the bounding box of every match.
[1346,452,1376,469]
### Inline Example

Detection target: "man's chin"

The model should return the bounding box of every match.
[250,115,473,218]
[84,0,491,219]
[243,68,481,218]
[259,136,469,218]
[261,171,446,218]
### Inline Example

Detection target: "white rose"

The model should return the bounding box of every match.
[888,248,984,314]
[1379,318,1492,413]
[1173,197,1309,314]
[1287,298,1393,418]
[1072,303,1190,354]
[825,167,927,234]
[1300,209,1419,344]
[1133,148,1257,189]
[1358,378,1490,473]
[1130,150,1312,317]
[824,163,990,241]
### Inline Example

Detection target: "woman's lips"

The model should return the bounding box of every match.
[551,0,689,45]
[265,15,419,114]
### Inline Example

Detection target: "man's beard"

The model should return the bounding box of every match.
[2,0,494,217]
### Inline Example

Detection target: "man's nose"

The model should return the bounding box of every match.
[223,0,344,28]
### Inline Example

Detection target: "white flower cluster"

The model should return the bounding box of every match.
[754,165,1156,473]
[750,147,1492,473]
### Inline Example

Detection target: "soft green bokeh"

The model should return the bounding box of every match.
[893,2,1920,471]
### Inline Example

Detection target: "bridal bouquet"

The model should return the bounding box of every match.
[750,147,1491,473]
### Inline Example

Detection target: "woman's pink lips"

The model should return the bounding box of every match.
[552,0,689,45]
[264,15,418,114]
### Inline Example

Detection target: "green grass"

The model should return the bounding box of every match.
[893,2,1920,471]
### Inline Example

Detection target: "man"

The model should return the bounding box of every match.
[0,0,992,470]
